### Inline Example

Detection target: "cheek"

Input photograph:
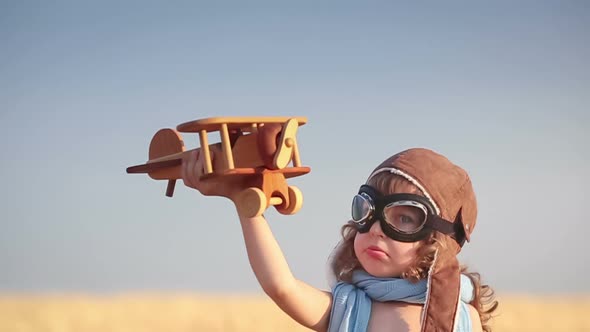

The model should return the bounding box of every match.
[387,241,420,265]
[352,234,364,258]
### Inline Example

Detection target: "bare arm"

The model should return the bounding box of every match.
[182,149,332,331]
[238,213,332,332]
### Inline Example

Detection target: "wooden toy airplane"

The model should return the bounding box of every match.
[126,116,310,218]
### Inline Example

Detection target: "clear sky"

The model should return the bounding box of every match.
[1,1,588,294]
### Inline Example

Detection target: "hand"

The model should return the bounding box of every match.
[181,149,248,200]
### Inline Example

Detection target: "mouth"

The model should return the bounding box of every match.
[365,245,388,259]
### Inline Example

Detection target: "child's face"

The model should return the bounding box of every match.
[353,219,421,278]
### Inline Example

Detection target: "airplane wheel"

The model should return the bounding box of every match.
[275,186,303,215]
[236,187,267,218]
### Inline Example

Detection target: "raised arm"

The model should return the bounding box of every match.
[182,150,332,332]
[238,213,332,331]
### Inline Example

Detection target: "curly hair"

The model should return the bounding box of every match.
[330,173,498,331]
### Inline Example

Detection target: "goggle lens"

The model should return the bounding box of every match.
[383,201,428,234]
[351,193,372,223]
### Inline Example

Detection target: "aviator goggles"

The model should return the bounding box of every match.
[350,185,467,245]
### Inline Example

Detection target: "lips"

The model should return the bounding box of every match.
[365,245,388,259]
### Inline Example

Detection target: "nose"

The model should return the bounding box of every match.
[369,220,385,238]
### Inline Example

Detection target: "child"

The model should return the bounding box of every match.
[181,147,497,332]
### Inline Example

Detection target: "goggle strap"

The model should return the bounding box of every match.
[430,216,455,235]
[453,211,468,247]
[430,215,467,247]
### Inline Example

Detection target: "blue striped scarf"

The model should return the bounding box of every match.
[329,270,474,332]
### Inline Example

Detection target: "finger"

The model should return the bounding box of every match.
[184,149,198,187]
[197,149,205,173]
[197,149,211,177]
[181,152,188,186]
[181,150,192,187]
[209,149,214,163]
[190,150,202,185]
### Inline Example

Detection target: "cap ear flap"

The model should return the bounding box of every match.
[420,250,461,332]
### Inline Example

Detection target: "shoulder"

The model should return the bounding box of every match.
[467,304,483,332]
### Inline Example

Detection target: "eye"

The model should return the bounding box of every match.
[400,215,416,225]
[383,203,427,233]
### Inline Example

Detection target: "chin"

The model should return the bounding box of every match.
[360,260,403,278]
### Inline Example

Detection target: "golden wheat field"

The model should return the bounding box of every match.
[1,293,589,332]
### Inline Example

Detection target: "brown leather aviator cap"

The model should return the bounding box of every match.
[369,148,477,332]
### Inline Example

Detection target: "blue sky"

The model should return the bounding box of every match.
[1,1,588,294]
